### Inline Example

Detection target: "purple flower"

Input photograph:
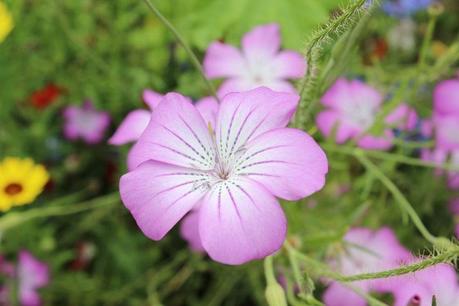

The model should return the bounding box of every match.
[63,101,110,144]
[316,78,418,150]
[379,263,459,306]
[434,79,459,116]
[119,87,328,265]
[382,0,433,17]
[323,227,411,306]
[18,251,50,306]
[203,24,306,98]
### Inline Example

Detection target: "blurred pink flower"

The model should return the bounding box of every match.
[119,87,328,264]
[323,227,411,306]
[203,24,306,98]
[378,263,459,306]
[63,101,110,144]
[18,251,50,306]
[433,79,459,116]
[316,78,417,150]
[0,251,49,306]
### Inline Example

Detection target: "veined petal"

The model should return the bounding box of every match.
[235,128,328,200]
[128,93,215,170]
[242,24,280,63]
[203,42,246,78]
[119,161,209,240]
[216,87,299,162]
[108,109,151,145]
[195,96,219,130]
[199,177,286,265]
[143,89,164,110]
[271,50,306,79]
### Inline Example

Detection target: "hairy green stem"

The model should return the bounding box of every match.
[141,0,218,100]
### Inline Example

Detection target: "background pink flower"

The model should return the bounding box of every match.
[63,100,110,144]
[316,78,411,150]
[120,87,328,265]
[323,227,411,306]
[203,24,306,97]
[18,251,50,306]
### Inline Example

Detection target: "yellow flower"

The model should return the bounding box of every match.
[0,1,14,44]
[0,157,50,212]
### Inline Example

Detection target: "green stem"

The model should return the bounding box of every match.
[264,256,277,285]
[355,153,438,244]
[0,192,119,232]
[323,144,458,172]
[141,0,218,100]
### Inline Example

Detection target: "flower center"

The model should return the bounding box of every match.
[4,183,23,195]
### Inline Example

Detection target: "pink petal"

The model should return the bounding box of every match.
[199,177,286,265]
[195,96,219,130]
[108,109,151,145]
[18,251,49,306]
[143,89,163,110]
[385,103,418,131]
[271,50,306,79]
[316,110,360,143]
[128,93,214,170]
[242,24,280,63]
[119,161,208,240]
[237,128,328,201]
[179,210,205,253]
[357,131,394,150]
[215,87,299,162]
[217,78,254,98]
[262,80,297,94]
[434,114,459,151]
[323,282,367,306]
[433,79,459,116]
[203,42,246,79]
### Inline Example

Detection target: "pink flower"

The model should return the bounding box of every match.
[18,251,50,306]
[379,264,459,306]
[433,114,459,152]
[109,89,219,172]
[433,79,459,116]
[119,87,328,265]
[63,101,110,144]
[450,198,459,238]
[421,148,459,189]
[203,24,306,98]
[108,90,162,146]
[316,78,417,150]
[323,227,411,306]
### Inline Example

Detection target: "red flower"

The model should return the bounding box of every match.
[30,83,62,109]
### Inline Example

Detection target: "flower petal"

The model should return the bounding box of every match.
[179,210,205,253]
[216,87,299,162]
[119,160,209,240]
[235,128,328,200]
[203,42,246,78]
[242,24,280,63]
[434,79,459,116]
[357,131,394,150]
[316,110,360,143]
[199,177,286,265]
[385,103,418,131]
[143,89,163,110]
[128,93,215,170]
[271,50,306,79]
[195,96,219,130]
[108,109,151,145]
[323,282,367,306]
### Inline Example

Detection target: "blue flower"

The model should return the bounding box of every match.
[382,0,432,17]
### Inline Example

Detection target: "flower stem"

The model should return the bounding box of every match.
[0,192,119,232]
[141,0,219,101]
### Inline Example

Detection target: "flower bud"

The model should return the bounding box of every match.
[265,282,287,306]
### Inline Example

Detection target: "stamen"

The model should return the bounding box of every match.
[4,183,23,195]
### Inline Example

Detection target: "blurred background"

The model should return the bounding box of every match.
[1,0,459,305]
